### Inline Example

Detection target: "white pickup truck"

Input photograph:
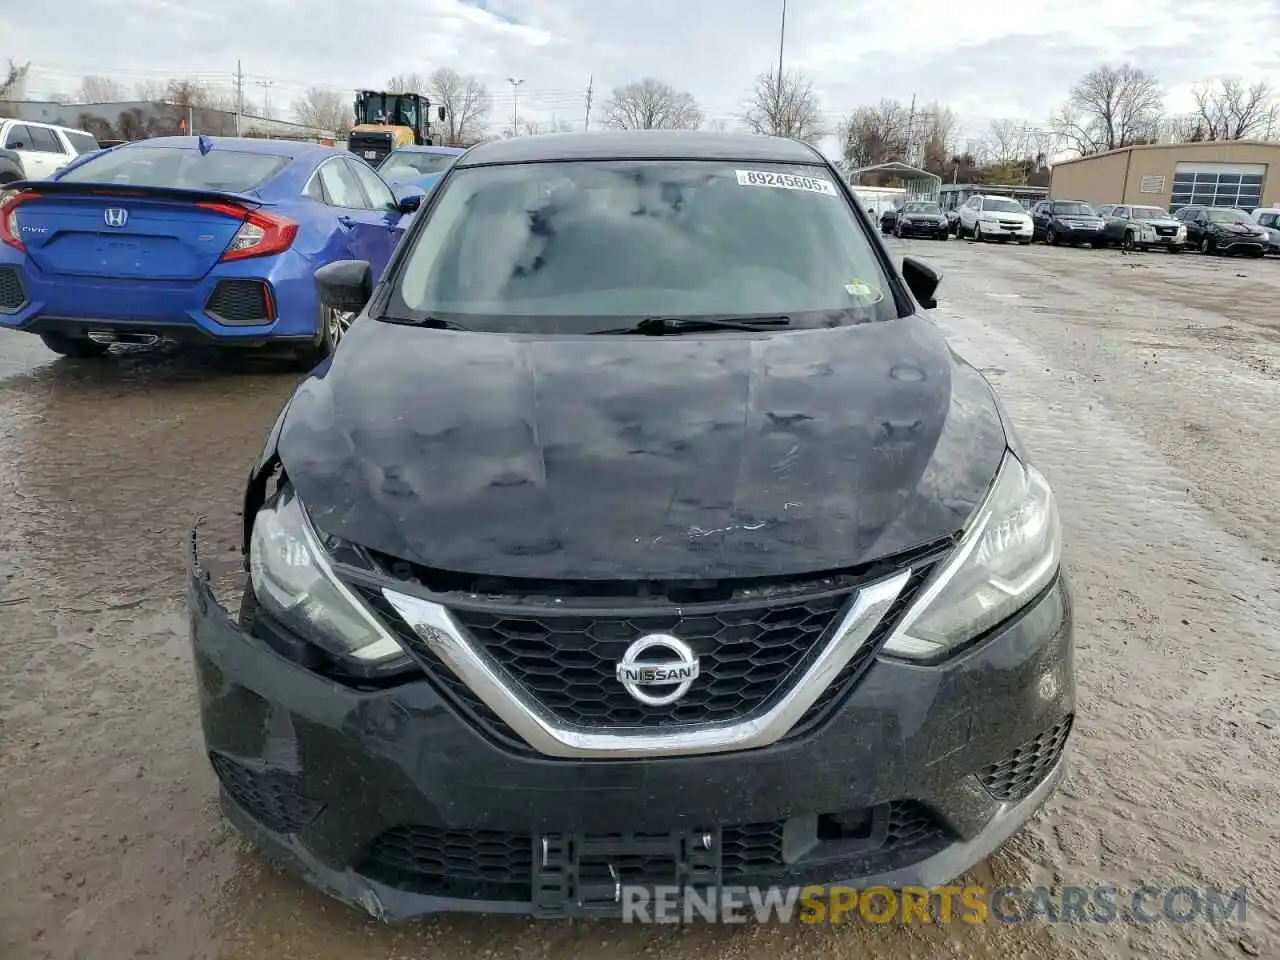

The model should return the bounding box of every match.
[0,119,100,180]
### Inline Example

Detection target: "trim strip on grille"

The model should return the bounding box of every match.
[382,570,910,760]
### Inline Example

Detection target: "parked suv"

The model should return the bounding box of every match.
[957,194,1033,243]
[1101,204,1186,252]
[1030,200,1107,247]
[1250,208,1280,255]
[0,120,100,180]
[1175,205,1269,257]
[189,131,1074,921]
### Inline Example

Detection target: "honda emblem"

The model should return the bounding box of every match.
[104,208,128,228]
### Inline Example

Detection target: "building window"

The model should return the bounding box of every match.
[1170,164,1267,212]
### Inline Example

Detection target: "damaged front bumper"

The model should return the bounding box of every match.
[187,527,1076,923]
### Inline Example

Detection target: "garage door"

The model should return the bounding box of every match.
[1170,162,1266,212]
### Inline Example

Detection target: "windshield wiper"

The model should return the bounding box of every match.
[597,315,792,336]
[380,314,472,331]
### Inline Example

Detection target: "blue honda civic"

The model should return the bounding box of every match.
[0,136,424,363]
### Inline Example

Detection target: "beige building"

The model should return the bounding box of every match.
[1048,140,1279,213]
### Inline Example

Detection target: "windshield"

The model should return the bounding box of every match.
[981,197,1023,214]
[379,153,456,179]
[62,131,100,154]
[1206,208,1252,223]
[1052,202,1094,216]
[58,145,289,192]
[1131,206,1169,220]
[903,202,941,215]
[392,160,899,329]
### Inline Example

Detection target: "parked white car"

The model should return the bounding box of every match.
[1250,207,1280,255]
[0,120,100,180]
[957,194,1034,244]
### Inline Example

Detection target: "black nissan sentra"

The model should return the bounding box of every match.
[188,131,1074,921]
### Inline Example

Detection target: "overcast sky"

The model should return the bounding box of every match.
[9,0,1280,156]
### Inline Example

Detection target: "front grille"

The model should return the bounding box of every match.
[210,752,324,834]
[348,133,395,165]
[979,715,1073,802]
[448,593,851,728]
[0,266,27,312]
[358,800,948,900]
[998,220,1024,228]
[205,279,272,325]
[355,549,940,755]
[1156,226,1178,236]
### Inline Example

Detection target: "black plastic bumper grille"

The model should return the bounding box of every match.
[358,800,946,901]
[979,715,1073,802]
[210,752,324,834]
[0,266,27,312]
[355,555,939,755]
[204,279,272,325]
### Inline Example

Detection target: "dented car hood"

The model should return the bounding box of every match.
[276,315,1008,580]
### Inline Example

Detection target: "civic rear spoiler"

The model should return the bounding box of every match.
[3,180,264,208]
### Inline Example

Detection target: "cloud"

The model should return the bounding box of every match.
[9,0,1280,157]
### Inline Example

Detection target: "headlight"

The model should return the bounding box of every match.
[1176,225,1187,238]
[250,484,412,674]
[882,454,1062,661]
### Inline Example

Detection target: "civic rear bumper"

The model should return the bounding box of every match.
[187,537,1076,921]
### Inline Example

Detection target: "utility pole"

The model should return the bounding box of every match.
[507,77,524,136]
[905,92,917,164]
[775,0,787,134]
[584,74,593,132]
[234,61,244,136]
[256,79,273,136]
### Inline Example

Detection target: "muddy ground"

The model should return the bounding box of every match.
[1,241,1277,960]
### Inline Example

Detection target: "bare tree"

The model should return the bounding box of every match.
[838,99,910,169]
[516,117,574,137]
[739,68,824,143]
[0,60,30,102]
[292,86,351,135]
[983,119,1053,165]
[77,75,124,103]
[385,73,430,96]
[602,77,703,130]
[1190,77,1273,140]
[134,80,165,102]
[917,103,957,174]
[1050,63,1164,155]
[429,67,491,144]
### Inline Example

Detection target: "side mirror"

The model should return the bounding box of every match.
[395,190,424,213]
[438,106,447,122]
[315,260,373,313]
[901,256,940,310]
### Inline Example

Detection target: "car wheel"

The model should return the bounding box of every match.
[39,331,110,358]
[1199,237,1214,255]
[973,224,984,242]
[295,305,355,367]
[1245,249,1265,259]
[1046,226,1057,245]
[1122,231,1138,251]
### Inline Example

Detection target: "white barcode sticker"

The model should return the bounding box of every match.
[735,169,838,196]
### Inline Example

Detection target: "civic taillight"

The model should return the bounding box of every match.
[196,202,298,262]
[0,191,34,252]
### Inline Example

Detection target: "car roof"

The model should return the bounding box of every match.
[390,145,466,156]
[117,135,338,161]
[455,130,824,168]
